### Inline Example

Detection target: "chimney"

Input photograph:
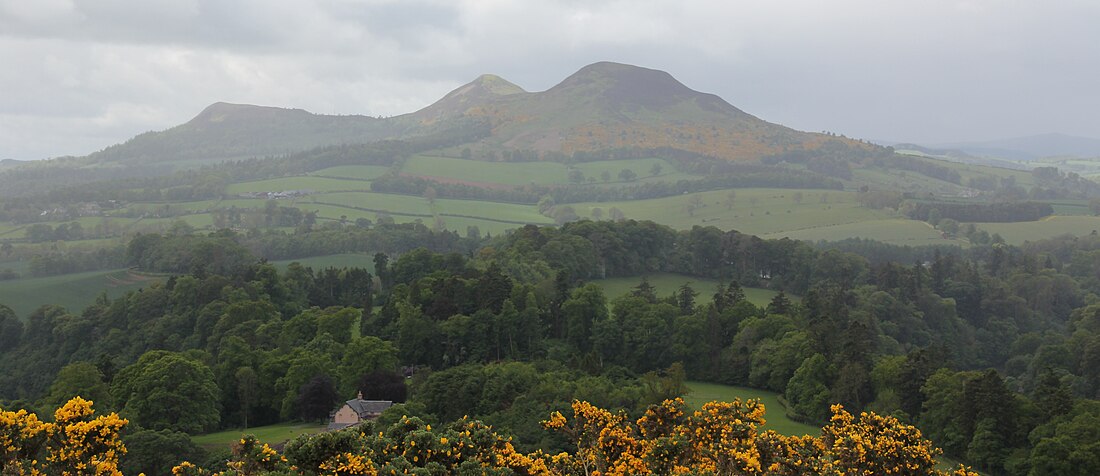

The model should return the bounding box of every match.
[357,390,363,400]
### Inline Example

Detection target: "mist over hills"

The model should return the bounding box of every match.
[893,133,1100,161]
[80,61,868,165]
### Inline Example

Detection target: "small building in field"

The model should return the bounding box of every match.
[327,391,393,431]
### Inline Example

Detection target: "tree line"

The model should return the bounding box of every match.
[2,220,1100,474]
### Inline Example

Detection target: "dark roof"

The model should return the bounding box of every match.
[346,399,393,417]
[327,422,356,431]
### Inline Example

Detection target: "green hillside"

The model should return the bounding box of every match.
[0,269,160,318]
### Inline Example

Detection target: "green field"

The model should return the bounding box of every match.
[683,381,817,436]
[975,215,1100,244]
[433,198,553,225]
[310,165,392,181]
[270,253,378,272]
[763,218,967,246]
[0,223,25,237]
[306,192,434,216]
[573,189,898,236]
[1043,200,1091,216]
[191,422,327,449]
[226,176,371,194]
[850,168,966,196]
[0,269,160,318]
[403,156,695,186]
[404,156,567,185]
[426,215,526,237]
[592,273,787,308]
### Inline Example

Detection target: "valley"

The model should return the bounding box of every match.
[2,61,1099,476]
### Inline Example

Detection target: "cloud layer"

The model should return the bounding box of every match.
[2,0,1097,159]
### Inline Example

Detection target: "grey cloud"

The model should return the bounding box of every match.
[1,0,1098,159]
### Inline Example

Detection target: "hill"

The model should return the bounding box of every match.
[73,61,872,166]
[928,133,1100,160]
[85,102,412,164]
[417,61,869,159]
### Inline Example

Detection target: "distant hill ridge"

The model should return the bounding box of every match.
[85,61,872,164]
[932,133,1100,160]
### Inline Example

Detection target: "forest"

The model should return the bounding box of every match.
[1,219,1100,474]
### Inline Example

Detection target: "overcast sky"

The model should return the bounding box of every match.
[1,0,1097,160]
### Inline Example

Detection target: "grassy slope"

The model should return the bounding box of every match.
[591,273,787,308]
[269,253,378,272]
[403,156,695,186]
[309,165,393,180]
[0,269,159,319]
[432,198,553,224]
[226,176,372,194]
[763,219,967,246]
[683,381,817,436]
[191,422,327,450]
[976,215,1100,244]
[573,188,876,233]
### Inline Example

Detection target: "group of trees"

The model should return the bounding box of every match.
[3,395,984,476]
[2,219,1100,473]
[903,201,1055,223]
[369,163,843,209]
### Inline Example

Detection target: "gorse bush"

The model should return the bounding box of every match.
[2,397,979,476]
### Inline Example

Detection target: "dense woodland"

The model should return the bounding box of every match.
[2,219,1100,474]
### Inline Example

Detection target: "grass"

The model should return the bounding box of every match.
[226,176,372,194]
[849,168,966,196]
[425,215,526,237]
[975,216,1100,244]
[305,192,434,216]
[572,189,890,236]
[1042,200,1091,216]
[302,193,550,235]
[0,269,160,319]
[763,218,968,246]
[683,381,818,436]
[591,273,788,308]
[310,165,392,181]
[402,156,694,186]
[191,421,327,449]
[0,223,25,237]
[403,156,568,186]
[432,198,553,224]
[269,253,378,272]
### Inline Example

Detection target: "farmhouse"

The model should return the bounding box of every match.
[327,391,394,430]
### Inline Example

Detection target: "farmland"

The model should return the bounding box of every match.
[269,253,378,272]
[401,155,694,186]
[974,215,1100,244]
[191,422,326,450]
[683,381,817,436]
[592,273,788,307]
[0,268,160,318]
[2,151,1098,305]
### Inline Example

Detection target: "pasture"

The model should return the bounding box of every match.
[683,381,817,436]
[0,268,160,319]
[226,176,371,194]
[975,215,1100,244]
[592,273,787,308]
[306,192,435,216]
[432,198,552,225]
[402,155,693,186]
[763,218,966,246]
[270,253,378,272]
[191,422,327,450]
[572,189,893,236]
[309,165,393,181]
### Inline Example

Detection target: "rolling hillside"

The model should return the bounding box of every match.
[72,61,872,166]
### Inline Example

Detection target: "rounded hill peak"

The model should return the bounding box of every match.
[411,73,526,122]
[190,102,310,125]
[549,61,741,116]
